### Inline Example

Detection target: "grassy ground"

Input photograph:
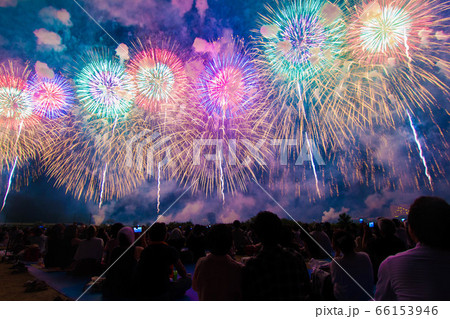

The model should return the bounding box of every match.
[0,262,70,301]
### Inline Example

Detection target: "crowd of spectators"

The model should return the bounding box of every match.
[0,195,449,301]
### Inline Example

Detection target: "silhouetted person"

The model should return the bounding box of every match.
[44,225,64,267]
[309,223,334,259]
[187,224,206,262]
[104,223,124,265]
[232,220,251,255]
[366,218,406,280]
[242,211,311,300]
[73,225,103,275]
[60,225,81,269]
[330,230,374,301]
[167,227,185,253]
[103,227,137,300]
[193,224,243,300]
[135,223,191,300]
[376,196,450,300]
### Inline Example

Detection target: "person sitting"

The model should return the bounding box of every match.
[309,223,334,259]
[232,220,251,255]
[193,224,243,300]
[365,218,406,281]
[44,225,63,267]
[167,227,185,253]
[242,211,311,300]
[187,224,206,263]
[104,223,124,265]
[330,230,374,301]
[135,223,191,300]
[60,225,81,269]
[376,196,450,300]
[103,227,137,300]
[72,225,104,275]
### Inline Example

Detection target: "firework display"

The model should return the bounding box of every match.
[42,112,153,202]
[0,0,448,211]
[127,44,189,113]
[74,53,135,119]
[0,62,44,209]
[163,44,272,198]
[345,0,449,125]
[0,63,35,130]
[27,74,75,119]
[197,50,260,119]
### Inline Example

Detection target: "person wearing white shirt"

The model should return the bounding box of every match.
[376,196,450,301]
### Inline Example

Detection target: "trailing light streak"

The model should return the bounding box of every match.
[157,161,161,214]
[403,28,411,64]
[98,163,108,209]
[98,116,119,209]
[406,110,432,187]
[1,117,24,212]
[306,132,321,198]
[1,155,18,212]
[219,148,225,205]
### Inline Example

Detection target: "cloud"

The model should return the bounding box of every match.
[34,61,55,79]
[115,43,129,63]
[321,207,349,223]
[435,31,449,42]
[0,0,17,8]
[363,189,423,218]
[33,28,65,51]
[436,60,450,79]
[39,6,73,27]
[171,0,194,16]
[89,0,186,30]
[192,28,234,56]
[0,35,8,46]
[196,0,208,21]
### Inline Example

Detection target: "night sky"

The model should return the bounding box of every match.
[0,0,448,225]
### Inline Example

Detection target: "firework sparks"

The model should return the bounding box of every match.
[197,51,260,119]
[28,74,74,119]
[75,53,134,119]
[127,45,189,113]
[0,63,43,210]
[42,111,151,203]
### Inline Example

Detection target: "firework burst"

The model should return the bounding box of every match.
[42,110,153,202]
[197,51,260,119]
[164,43,272,197]
[28,74,75,119]
[74,52,135,119]
[0,62,44,209]
[255,0,351,151]
[345,0,449,123]
[127,42,189,113]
